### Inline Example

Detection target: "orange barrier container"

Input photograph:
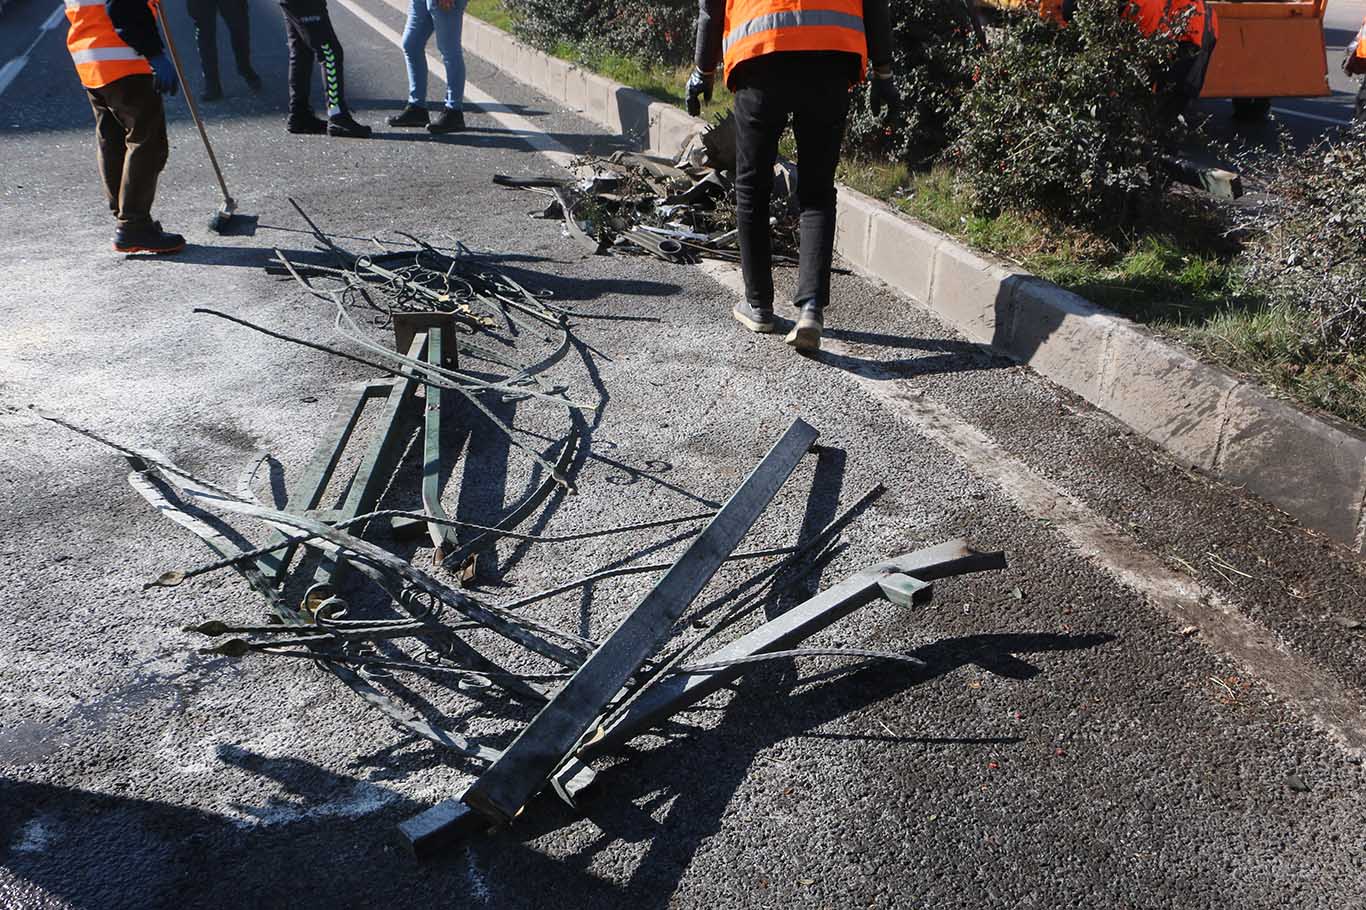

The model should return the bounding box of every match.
[1200,0,1330,97]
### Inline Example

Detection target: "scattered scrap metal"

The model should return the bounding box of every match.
[494,113,802,266]
[34,201,1009,860]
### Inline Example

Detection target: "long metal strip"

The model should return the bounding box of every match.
[399,418,818,855]
[580,540,1008,759]
[421,328,461,562]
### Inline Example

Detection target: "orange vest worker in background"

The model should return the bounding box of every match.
[688,0,897,352]
[66,0,186,253]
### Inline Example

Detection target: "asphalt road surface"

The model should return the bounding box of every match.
[1,1,1364,908]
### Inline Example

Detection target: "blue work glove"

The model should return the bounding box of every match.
[869,69,899,118]
[148,54,179,96]
[685,68,714,117]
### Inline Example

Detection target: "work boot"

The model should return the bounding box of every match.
[785,301,824,352]
[732,300,775,333]
[387,103,429,127]
[287,112,328,134]
[201,83,224,103]
[113,221,186,254]
[327,112,372,139]
[243,69,263,93]
[427,107,465,134]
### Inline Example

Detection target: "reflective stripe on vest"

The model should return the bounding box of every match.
[66,0,153,89]
[721,0,867,87]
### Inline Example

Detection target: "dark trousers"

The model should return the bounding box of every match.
[86,74,168,230]
[1356,79,1366,121]
[187,0,254,90]
[732,52,853,310]
[280,0,348,117]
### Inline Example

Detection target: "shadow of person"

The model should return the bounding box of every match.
[808,323,1013,380]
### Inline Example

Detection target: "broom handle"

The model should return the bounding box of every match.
[152,1,235,208]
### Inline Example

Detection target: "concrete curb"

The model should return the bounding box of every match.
[463,17,1366,555]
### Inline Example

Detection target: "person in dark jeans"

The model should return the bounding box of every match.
[279,0,371,137]
[688,0,897,351]
[187,0,261,101]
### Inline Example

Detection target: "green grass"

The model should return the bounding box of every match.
[465,0,514,31]
[461,0,1366,427]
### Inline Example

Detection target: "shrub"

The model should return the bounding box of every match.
[844,0,979,166]
[949,2,1186,226]
[1238,124,1366,353]
[505,0,694,67]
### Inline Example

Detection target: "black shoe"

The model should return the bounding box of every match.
[287,113,328,134]
[785,301,824,352]
[202,84,224,103]
[427,107,465,133]
[732,300,775,333]
[327,112,372,138]
[387,103,429,127]
[113,221,186,254]
[242,70,262,93]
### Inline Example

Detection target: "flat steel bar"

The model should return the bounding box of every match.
[263,381,386,582]
[309,334,427,598]
[400,418,818,856]
[421,327,461,562]
[579,540,1008,759]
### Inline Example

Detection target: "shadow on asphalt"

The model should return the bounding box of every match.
[812,323,1011,380]
[0,631,1113,908]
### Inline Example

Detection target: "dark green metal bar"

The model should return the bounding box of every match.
[263,381,388,583]
[422,328,461,563]
[308,333,428,602]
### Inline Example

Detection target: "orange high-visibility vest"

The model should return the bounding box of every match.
[1129,0,1216,46]
[66,0,154,89]
[721,0,868,88]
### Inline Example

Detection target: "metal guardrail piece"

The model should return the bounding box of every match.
[579,540,1008,761]
[399,418,819,857]
[421,326,461,564]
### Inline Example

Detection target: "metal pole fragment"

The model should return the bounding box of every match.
[421,326,461,563]
[398,418,819,858]
[579,540,1008,761]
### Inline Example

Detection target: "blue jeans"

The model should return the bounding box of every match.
[401,0,466,110]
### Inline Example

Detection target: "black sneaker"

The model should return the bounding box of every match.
[732,300,775,333]
[785,301,823,351]
[287,113,328,134]
[327,112,372,138]
[427,107,465,134]
[202,84,224,103]
[242,69,263,93]
[113,221,186,254]
[388,103,429,127]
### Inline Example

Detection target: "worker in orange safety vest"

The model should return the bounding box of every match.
[66,0,186,253]
[1064,0,1217,123]
[686,0,897,352]
[1343,16,1366,120]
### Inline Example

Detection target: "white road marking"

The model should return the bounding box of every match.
[336,0,1366,758]
[1272,105,1352,125]
[0,4,68,98]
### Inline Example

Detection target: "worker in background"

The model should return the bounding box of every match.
[278,0,371,137]
[1064,0,1217,124]
[1342,16,1366,120]
[66,0,186,254]
[687,0,898,352]
[387,0,468,133]
[187,0,261,101]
